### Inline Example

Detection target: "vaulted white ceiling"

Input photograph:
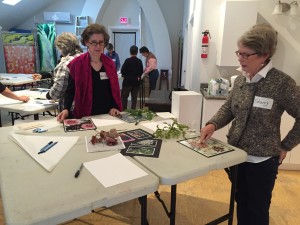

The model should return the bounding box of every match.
[0,0,60,31]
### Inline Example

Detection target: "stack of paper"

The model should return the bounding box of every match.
[9,134,79,172]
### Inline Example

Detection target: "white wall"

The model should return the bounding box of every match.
[182,0,300,92]
[257,1,300,83]
[156,0,184,88]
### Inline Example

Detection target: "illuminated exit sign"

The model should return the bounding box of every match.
[119,17,129,24]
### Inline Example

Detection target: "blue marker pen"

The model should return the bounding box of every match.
[38,141,58,154]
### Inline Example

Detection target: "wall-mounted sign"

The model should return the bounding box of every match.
[119,17,129,24]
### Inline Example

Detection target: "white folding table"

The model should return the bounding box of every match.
[0,89,58,126]
[132,120,247,225]
[0,125,159,225]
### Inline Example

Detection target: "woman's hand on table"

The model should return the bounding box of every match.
[57,109,69,122]
[199,124,216,143]
[18,96,30,102]
[109,108,120,116]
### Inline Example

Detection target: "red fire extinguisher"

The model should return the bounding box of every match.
[201,30,210,58]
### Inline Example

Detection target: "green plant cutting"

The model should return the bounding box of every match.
[125,109,156,120]
[153,118,189,139]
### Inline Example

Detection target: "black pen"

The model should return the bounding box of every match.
[35,97,47,100]
[38,141,58,154]
[135,119,140,125]
[74,163,84,178]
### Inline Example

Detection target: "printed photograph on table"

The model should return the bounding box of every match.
[125,129,153,140]
[121,139,162,158]
[119,133,135,143]
[178,137,235,158]
[63,118,96,132]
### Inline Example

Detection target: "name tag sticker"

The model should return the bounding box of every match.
[253,96,273,109]
[100,72,108,80]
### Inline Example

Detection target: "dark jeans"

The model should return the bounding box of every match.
[121,85,140,110]
[236,156,279,225]
[148,69,159,93]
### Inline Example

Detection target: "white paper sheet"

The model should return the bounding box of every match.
[156,112,176,119]
[9,134,79,172]
[92,118,124,127]
[141,119,175,132]
[84,153,148,188]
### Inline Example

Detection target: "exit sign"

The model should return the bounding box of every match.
[119,17,129,24]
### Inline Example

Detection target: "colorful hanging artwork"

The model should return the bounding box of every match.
[36,23,57,72]
[3,45,36,73]
[1,33,36,73]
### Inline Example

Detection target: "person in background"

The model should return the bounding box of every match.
[0,82,29,102]
[32,32,82,105]
[121,45,143,110]
[139,46,159,94]
[57,24,122,122]
[105,43,120,72]
[199,23,300,225]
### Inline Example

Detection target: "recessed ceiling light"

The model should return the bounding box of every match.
[2,0,22,6]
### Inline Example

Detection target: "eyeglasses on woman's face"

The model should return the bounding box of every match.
[235,50,258,59]
[89,41,105,46]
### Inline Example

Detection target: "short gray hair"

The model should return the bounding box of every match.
[238,23,277,59]
[55,32,82,56]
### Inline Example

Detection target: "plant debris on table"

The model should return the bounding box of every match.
[125,109,156,120]
[153,118,189,139]
[90,128,119,146]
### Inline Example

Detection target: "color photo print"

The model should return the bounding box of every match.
[119,129,162,158]
[63,118,96,132]
[178,137,235,158]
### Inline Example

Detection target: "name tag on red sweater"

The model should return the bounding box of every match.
[100,72,108,80]
[253,96,273,109]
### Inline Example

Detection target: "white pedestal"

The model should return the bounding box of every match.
[171,91,202,131]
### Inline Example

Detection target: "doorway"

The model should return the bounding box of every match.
[112,32,137,69]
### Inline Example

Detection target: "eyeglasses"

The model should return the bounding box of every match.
[235,51,258,59]
[89,41,105,46]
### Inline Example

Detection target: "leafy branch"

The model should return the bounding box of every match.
[153,118,189,139]
[125,109,156,120]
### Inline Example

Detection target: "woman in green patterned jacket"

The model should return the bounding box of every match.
[200,23,300,225]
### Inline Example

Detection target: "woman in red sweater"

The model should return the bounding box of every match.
[57,24,122,121]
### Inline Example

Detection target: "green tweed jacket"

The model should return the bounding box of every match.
[208,68,300,157]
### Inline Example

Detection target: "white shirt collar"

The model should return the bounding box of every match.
[237,60,273,83]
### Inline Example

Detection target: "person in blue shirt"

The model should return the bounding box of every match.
[105,43,121,71]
